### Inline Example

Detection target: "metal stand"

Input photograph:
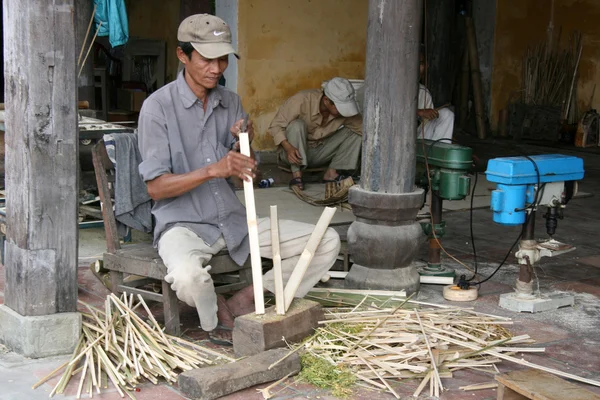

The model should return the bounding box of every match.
[418,191,455,277]
[499,211,575,313]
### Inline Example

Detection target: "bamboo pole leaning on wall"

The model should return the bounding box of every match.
[239,133,265,314]
[459,47,470,130]
[465,16,487,139]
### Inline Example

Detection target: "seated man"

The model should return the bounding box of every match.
[268,77,363,190]
[137,14,340,344]
[417,51,455,141]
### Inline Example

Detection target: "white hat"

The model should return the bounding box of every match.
[323,77,360,117]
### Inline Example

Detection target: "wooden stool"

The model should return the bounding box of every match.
[495,369,600,400]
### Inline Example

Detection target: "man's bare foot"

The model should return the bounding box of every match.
[322,168,340,182]
[227,285,256,316]
[215,286,258,327]
[211,286,257,344]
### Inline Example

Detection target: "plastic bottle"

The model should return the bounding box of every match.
[258,177,275,188]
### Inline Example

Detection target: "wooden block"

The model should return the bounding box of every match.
[232,299,324,358]
[495,369,600,400]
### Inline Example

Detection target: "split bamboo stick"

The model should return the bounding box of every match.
[35,294,233,398]
[431,333,600,388]
[283,207,336,311]
[78,22,103,78]
[270,205,285,315]
[77,4,97,67]
[239,132,265,314]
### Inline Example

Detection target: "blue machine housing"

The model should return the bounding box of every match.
[485,155,585,226]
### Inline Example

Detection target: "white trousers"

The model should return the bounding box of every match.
[422,108,455,141]
[157,218,341,331]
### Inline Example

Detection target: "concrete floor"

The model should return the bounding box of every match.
[1,135,600,399]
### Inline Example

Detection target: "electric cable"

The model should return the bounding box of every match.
[467,171,479,281]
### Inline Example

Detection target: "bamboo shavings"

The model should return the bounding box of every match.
[34,293,232,399]
[289,304,598,398]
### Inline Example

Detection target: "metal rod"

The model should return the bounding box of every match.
[428,191,443,266]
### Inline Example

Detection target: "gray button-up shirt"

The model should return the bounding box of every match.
[137,70,249,266]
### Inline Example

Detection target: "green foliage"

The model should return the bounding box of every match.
[299,353,356,398]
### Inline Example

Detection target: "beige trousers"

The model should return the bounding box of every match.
[278,119,362,173]
[157,218,340,331]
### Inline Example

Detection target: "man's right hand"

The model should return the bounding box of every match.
[281,141,302,165]
[212,151,257,182]
[418,109,439,120]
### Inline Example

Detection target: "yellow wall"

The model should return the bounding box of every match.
[491,0,600,130]
[237,0,368,150]
[126,0,181,83]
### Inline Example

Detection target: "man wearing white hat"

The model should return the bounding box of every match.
[269,77,363,190]
[136,14,340,345]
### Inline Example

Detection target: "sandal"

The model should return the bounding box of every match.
[322,174,346,184]
[208,324,233,347]
[289,177,304,190]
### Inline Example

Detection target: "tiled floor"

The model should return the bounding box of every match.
[1,137,600,399]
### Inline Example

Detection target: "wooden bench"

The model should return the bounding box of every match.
[495,369,600,400]
[92,139,252,336]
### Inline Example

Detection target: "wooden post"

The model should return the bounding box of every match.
[239,133,265,314]
[465,15,487,139]
[425,0,456,106]
[3,0,79,316]
[0,0,81,358]
[346,0,424,294]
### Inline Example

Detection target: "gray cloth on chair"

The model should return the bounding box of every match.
[105,133,152,234]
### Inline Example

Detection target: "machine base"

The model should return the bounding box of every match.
[499,292,574,313]
[418,263,456,277]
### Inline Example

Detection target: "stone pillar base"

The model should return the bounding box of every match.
[345,263,420,294]
[0,305,81,358]
[346,187,425,294]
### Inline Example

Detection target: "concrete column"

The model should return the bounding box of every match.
[76,0,95,108]
[345,0,425,295]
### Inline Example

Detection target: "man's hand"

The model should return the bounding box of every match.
[212,151,257,182]
[281,140,302,165]
[231,118,254,144]
[418,109,439,120]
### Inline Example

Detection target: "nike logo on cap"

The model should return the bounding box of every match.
[213,31,225,36]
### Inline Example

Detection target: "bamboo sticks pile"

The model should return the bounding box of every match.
[522,31,583,124]
[295,303,600,398]
[34,293,233,399]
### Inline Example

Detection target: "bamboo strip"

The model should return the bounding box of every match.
[356,353,400,399]
[270,205,285,315]
[415,311,443,392]
[459,382,498,391]
[431,333,600,388]
[239,132,265,314]
[283,207,337,311]
[79,22,102,78]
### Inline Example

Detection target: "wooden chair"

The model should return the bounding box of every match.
[91,139,252,336]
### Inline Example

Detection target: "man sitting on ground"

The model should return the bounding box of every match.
[137,14,340,345]
[268,77,362,190]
